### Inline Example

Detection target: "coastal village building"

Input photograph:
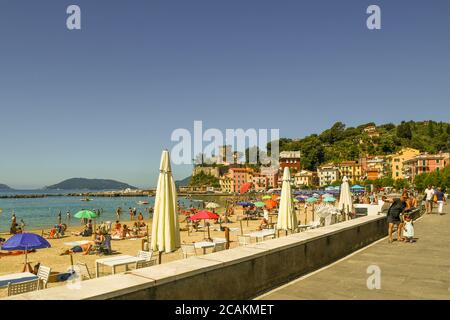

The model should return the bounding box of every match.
[294,170,318,187]
[360,156,387,180]
[388,148,420,180]
[260,166,279,189]
[363,125,380,138]
[317,163,340,187]
[219,174,233,193]
[403,152,450,182]
[228,167,254,193]
[279,151,301,173]
[251,173,269,192]
[337,161,362,183]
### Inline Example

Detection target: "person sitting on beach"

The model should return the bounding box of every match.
[121,224,132,239]
[258,217,269,231]
[137,212,146,227]
[112,221,122,237]
[72,224,93,237]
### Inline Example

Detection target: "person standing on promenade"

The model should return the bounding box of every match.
[435,187,446,215]
[424,185,435,214]
[385,196,407,243]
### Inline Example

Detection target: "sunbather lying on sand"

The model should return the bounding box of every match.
[60,242,95,256]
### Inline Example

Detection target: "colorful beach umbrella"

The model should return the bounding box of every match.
[277,167,298,232]
[253,201,265,208]
[306,197,318,203]
[190,210,219,241]
[151,150,181,262]
[264,199,277,209]
[323,196,337,202]
[74,210,97,219]
[237,201,253,207]
[262,195,272,200]
[240,182,252,194]
[205,202,220,209]
[2,233,51,272]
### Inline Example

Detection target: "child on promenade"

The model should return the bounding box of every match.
[402,213,415,243]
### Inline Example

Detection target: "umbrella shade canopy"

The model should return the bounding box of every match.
[151,150,181,253]
[277,167,298,231]
[2,233,51,251]
[237,201,253,207]
[306,197,318,203]
[74,210,97,219]
[296,196,307,201]
[339,176,354,214]
[262,195,272,200]
[264,199,277,209]
[240,182,252,194]
[293,199,299,203]
[190,210,219,221]
[205,202,220,209]
[351,185,364,190]
[253,201,265,207]
[323,196,337,202]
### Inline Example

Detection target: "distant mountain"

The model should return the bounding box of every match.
[0,184,12,190]
[45,178,137,191]
[175,176,191,188]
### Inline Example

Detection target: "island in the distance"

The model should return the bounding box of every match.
[45,178,137,191]
[0,183,12,190]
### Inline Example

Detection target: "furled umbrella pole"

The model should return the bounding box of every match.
[151,150,181,264]
[277,167,298,234]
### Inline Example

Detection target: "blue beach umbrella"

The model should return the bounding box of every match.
[324,196,337,202]
[2,233,51,272]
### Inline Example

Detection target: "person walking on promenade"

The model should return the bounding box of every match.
[424,185,435,214]
[385,196,407,243]
[435,187,446,215]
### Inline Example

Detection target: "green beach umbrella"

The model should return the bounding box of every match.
[306,197,317,203]
[254,201,265,208]
[293,198,299,203]
[74,210,97,219]
[262,195,272,200]
[323,196,337,202]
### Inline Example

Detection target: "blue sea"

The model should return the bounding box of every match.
[0,190,203,233]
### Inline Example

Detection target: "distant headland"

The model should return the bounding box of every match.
[0,183,12,190]
[45,178,137,191]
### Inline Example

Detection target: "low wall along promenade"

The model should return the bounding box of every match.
[7,215,389,300]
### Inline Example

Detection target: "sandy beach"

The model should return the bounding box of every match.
[0,206,315,297]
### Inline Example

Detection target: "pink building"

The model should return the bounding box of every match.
[260,167,279,189]
[251,174,268,192]
[403,152,450,181]
[228,167,253,193]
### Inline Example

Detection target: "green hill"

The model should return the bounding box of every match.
[274,120,450,171]
[45,178,137,190]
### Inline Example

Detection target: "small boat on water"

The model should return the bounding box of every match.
[81,198,93,202]
[137,201,149,205]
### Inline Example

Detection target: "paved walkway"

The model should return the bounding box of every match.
[258,205,450,300]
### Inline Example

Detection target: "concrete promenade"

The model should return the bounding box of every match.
[258,205,450,300]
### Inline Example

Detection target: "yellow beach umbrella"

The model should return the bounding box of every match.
[151,150,181,263]
[277,167,298,233]
[338,176,353,221]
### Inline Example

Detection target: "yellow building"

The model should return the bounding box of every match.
[389,148,420,180]
[338,161,362,183]
[219,174,233,193]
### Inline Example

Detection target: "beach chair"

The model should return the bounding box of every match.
[7,279,40,297]
[98,234,112,255]
[135,259,156,269]
[75,262,92,280]
[238,235,251,246]
[37,265,51,289]
[180,244,197,259]
[213,242,225,252]
[137,250,156,265]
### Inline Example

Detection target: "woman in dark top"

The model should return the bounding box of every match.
[385,196,407,243]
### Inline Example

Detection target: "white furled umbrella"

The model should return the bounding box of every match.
[277,167,298,233]
[151,150,181,263]
[338,176,353,220]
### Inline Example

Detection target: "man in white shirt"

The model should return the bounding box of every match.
[424,185,435,214]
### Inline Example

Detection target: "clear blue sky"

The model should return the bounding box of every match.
[0,0,449,189]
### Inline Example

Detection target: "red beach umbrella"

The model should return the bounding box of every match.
[240,182,252,194]
[190,210,219,241]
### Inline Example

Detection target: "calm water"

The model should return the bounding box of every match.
[0,190,204,232]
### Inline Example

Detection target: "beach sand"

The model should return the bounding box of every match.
[0,206,315,298]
